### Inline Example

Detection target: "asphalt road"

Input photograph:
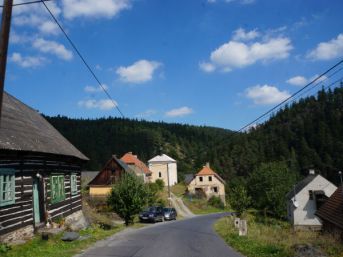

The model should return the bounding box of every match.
[76,213,243,257]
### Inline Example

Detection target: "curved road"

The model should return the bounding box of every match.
[76,213,242,257]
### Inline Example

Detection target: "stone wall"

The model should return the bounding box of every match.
[0,225,34,244]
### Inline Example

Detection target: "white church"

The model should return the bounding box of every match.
[148,154,178,186]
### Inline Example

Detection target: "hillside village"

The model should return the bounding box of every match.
[1,1,343,257]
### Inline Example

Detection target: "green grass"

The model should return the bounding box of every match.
[2,225,124,257]
[171,183,187,197]
[183,196,229,215]
[214,214,343,257]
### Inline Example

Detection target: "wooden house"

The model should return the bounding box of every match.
[120,152,152,183]
[0,92,88,243]
[88,155,131,197]
[316,186,343,240]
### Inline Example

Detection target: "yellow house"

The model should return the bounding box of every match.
[187,163,226,204]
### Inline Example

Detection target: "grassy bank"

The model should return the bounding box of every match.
[1,225,124,257]
[214,214,343,257]
[171,183,230,215]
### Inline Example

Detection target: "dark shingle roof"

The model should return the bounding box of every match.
[316,186,343,230]
[184,174,194,185]
[0,92,88,161]
[286,174,316,200]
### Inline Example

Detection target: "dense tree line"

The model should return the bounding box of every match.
[46,86,343,188]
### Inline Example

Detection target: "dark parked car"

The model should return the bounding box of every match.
[163,207,177,221]
[139,206,164,223]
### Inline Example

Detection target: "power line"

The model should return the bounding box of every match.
[0,0,54,7]
[40,0,125,118]
[237,59,343,132]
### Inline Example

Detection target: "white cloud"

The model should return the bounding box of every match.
[10,31,29,44]
[202,36,292,72]
[33,38,73,60]
[225,0,255,4]
[78,99,117,110]
[286,74,328,86]
[116,60,161,83]
[62,0,131,19]
[286,76,308,86]
[307,34,343,60]
[165,106,193,117]
[245,85,290,105]
[10,52,45,68]
[39,21,60,35]
[12,0,61,27]
[84,84,108,93]
[232,28,260,41]
[199,62,216,73]
[135,109,157,118]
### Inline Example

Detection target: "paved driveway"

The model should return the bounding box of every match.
[76,213,243,257]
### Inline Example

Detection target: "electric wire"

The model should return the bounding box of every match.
[40,0,125,118]
[0,0,54,7]
[237,59,343,132]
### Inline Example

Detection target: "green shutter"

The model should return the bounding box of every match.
[0,169,15,207]
[51,175,65,204]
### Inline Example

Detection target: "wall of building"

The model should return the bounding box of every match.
[89,186,112,197]
[149,162,177,186]
[289,175,337,227]
[187,175,225,203]
[0,152,83,240]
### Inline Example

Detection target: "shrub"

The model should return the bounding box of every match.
[107,173,149,226]
[208,196,224,209]
[155,179,165,190]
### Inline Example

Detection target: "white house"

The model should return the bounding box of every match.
[148,154,177,186]
[286,170,337,230]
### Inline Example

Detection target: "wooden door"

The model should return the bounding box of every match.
[33,177,41,224]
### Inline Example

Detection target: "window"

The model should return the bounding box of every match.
[208,176,212,182]
[159,172,162,178]
[213,187,218,193]
[70,174,77,195]
[309,190,314,200]
[51,175,65,204]
[0,169,15,207]
[199,176,203,182]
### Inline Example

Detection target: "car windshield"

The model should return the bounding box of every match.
[144,207,156,212]
[163,208,172,212]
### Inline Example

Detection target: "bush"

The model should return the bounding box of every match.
[155,179,165,190]
[107,173,149,226]
[208,196,224,209]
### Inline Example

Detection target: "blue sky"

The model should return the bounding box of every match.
[4,0,343,130]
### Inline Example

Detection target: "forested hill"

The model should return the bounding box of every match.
[46,86,343,184]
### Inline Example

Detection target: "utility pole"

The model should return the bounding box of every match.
[339,171,342,196]
[0,0,14,124]
[167,162,171,206]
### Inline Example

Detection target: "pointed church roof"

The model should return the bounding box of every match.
[148,154,176,163]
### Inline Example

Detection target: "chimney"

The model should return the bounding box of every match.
[205,162,210,168]
[309,169,315,175]
[128,151,132,154]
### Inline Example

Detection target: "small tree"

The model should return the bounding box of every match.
[155,179,165,190]
[229,185,251,216]
[107,173,148,226]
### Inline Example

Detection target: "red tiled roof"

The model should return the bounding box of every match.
[196,166,225,184]
[120,152,151,175]
[316,186,343,230]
